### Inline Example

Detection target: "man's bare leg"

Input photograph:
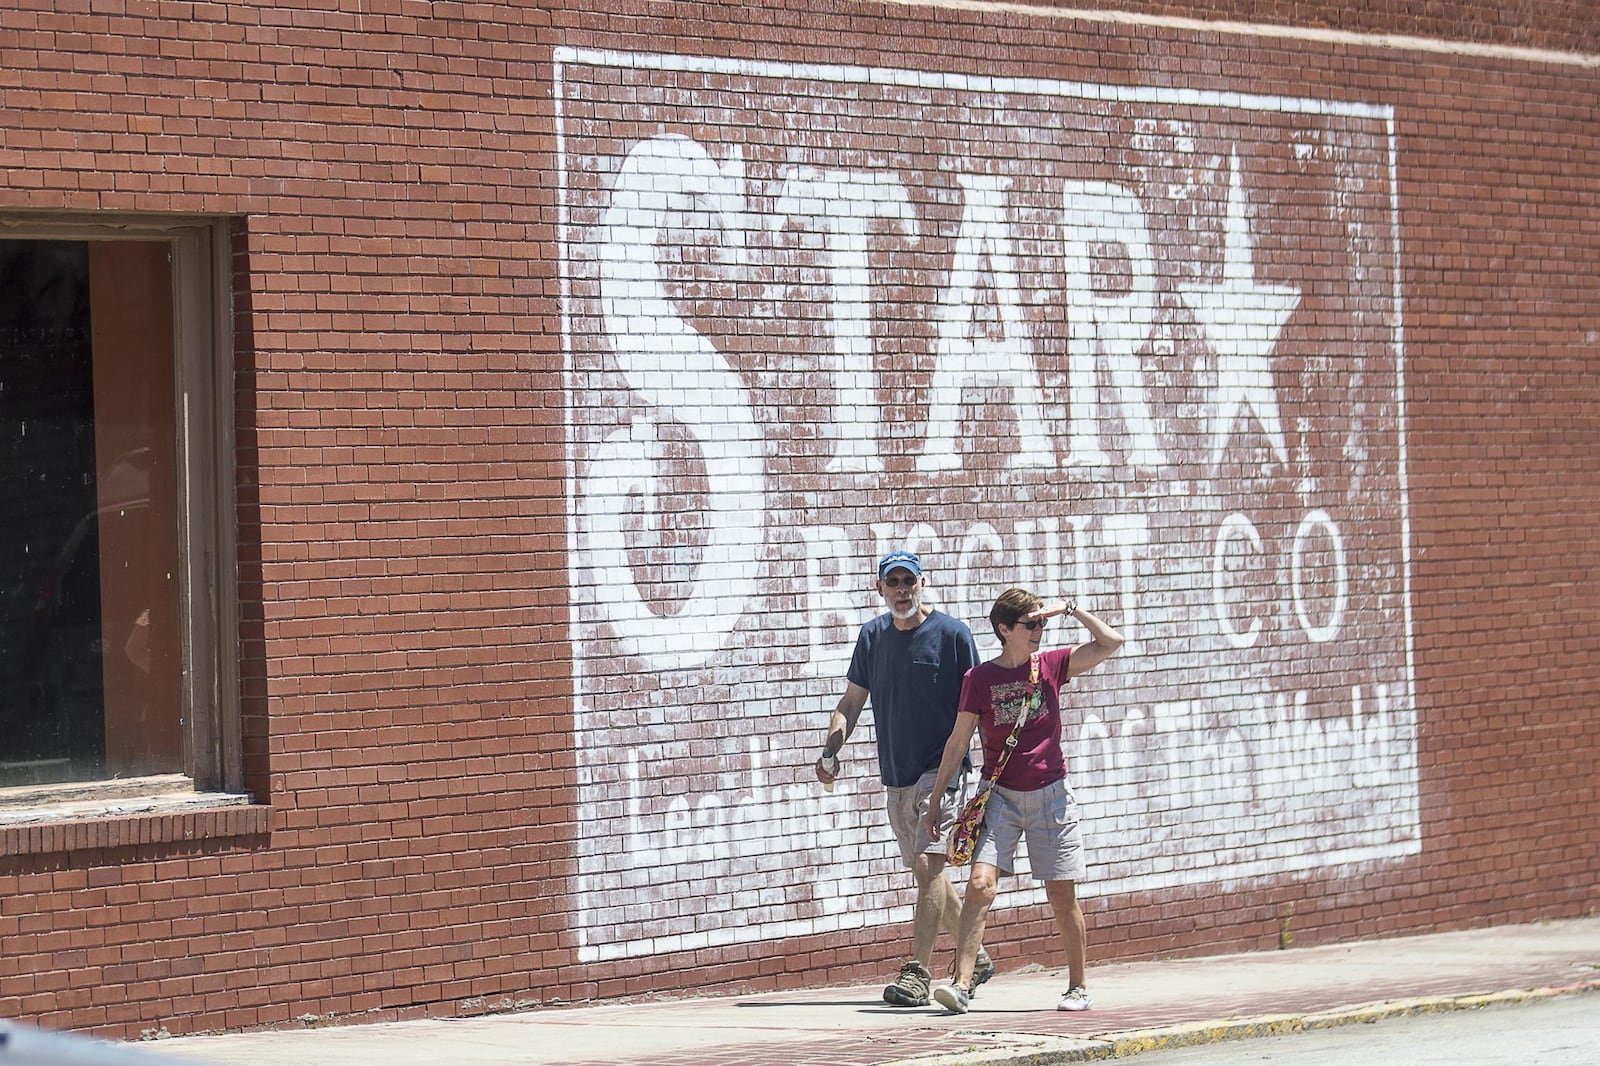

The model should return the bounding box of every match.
[910,851,956,965]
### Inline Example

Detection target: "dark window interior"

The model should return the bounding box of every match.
[0,239,183,788]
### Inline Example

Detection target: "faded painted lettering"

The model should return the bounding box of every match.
[555,49,1415,962]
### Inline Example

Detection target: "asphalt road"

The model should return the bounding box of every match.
[1117,992,1600,1066]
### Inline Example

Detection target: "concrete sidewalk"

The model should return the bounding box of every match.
[147,917,1599,1066]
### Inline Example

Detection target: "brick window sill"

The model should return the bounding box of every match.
[0,775,270,856]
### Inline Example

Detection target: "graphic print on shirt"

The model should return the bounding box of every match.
[993,677,1042,729]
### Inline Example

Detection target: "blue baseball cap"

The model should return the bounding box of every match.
[878,549,923,580]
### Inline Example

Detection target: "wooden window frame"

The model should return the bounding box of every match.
[0,213,243,815]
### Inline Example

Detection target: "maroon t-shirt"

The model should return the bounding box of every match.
[957,647,1072,791]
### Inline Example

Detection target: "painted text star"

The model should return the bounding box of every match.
[1179,150,1301,468]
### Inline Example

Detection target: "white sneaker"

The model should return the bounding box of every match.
[1057,985,1092,1012]
[934,983,971,1015]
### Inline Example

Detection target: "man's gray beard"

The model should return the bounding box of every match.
[889,593,923,621]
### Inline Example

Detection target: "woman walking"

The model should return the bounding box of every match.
[923,589,1125,1014]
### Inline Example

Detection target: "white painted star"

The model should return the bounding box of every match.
[1179,150,1301,468]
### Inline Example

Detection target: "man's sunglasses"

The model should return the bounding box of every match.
[881,574,920,588]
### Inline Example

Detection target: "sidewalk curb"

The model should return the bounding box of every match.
[890,977,1600,1065]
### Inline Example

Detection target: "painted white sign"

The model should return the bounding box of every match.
[555,47,1416,962]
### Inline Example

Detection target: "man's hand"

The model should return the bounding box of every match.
[815,750,840,787]
[923,795,944,840]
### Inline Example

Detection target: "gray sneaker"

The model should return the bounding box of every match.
[883,959,931,1007]
[970,948,996,997]
[933,983,970,1015]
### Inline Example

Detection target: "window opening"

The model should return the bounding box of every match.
[0,226,235,797]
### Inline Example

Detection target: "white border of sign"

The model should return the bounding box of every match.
[554,46,1415,962]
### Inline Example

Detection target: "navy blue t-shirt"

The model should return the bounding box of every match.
[846,610,979,788]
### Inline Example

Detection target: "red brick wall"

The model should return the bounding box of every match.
[1,0,1596,1039]
[1025,0,1599,52]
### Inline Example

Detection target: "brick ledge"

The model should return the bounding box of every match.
[0,800,271,855]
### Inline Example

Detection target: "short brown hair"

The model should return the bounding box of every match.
[989,587,1043,639]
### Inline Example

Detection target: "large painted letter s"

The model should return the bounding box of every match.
[581,135,767,670]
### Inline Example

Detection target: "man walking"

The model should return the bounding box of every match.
[815,549,994,1006]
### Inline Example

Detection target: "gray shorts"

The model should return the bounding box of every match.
[972,777,1086,882]
[885,764,972,869]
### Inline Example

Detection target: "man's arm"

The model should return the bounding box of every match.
[816,681,869,785]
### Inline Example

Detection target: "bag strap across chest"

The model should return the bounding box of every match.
[983,653,1039,786]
